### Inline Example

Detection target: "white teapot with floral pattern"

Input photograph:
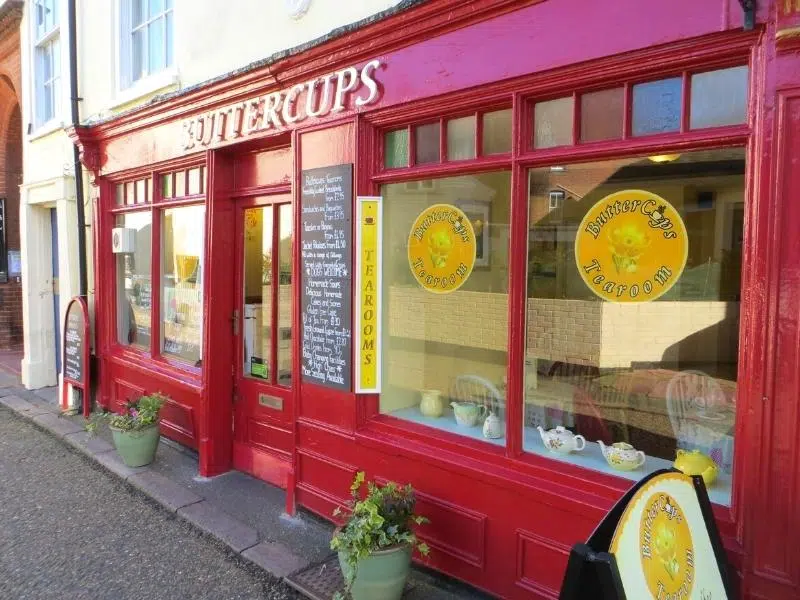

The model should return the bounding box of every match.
[538,426,586,454]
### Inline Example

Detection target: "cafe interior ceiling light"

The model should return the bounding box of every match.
[648,154,682,163]
[550,166,566,172]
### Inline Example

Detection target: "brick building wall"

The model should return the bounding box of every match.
[0,4,23,350]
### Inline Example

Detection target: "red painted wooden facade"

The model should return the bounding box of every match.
[71,1,800,598]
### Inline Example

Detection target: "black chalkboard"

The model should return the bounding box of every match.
[64,301,86,384]
[300,164,353,391]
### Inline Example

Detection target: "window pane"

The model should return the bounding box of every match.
[135,179,146,204]
[132,0,146,27]
[165,10,174,67]
[125,181,135,205]
[161,173,173,199]
[384,128,408,169]
[380,172,511,446]
[149,0,165,16]
[148,19,165,73]
[690,66,748,130]
[581,88,624,142]
[115,184,125,206]
[524,148,745,506]
[482,109,512,155]
[446,115,476,161]
[116,212,152,350]
[175,170,186,197]
[414,122,440,165]
[187,167,202,195]
[632,77,682,136]
[278,204,293,386]
[243,207,273,381]
[161,205,205,366]
[534,97,573,149]
[132,28,145,81]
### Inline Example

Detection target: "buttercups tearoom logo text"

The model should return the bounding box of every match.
[575,190,688,303]
[408,204,476,294]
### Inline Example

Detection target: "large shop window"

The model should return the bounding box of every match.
[525,148,744,505]
[379,172,511,445]
[161,205,205,366]
[112,168,205,370]
[116,211,152,349]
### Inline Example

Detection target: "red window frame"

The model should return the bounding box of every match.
[107,159,207,376]
[361,35,753,526]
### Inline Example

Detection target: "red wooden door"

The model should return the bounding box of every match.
[232,194,294,488]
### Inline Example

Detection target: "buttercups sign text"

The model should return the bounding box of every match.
[182,59,383,150]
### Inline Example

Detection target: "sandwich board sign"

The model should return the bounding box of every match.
[559,469,733,600]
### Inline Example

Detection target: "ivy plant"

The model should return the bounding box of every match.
[330,472,430,600]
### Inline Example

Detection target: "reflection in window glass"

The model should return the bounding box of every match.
[116,212,152,350]
[446,115,476,161]
[534,97,573,149]
[385,128,409,169]
[482,109,512,155]
[632,77,682,136]
[380,172,511,446]
[581,88,624,142]
[415,122,441,164]
[161,205,205,366]
[277,204,293,385]
[525,148,744,506]
[690,66,748,130]
[243,207,274,381]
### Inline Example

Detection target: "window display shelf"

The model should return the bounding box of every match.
[522,429,732,506]
[389,407,731,506]
[390,407,505,448]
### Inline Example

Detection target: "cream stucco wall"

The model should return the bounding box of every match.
[21,0,403,390]
[78,0,406,122]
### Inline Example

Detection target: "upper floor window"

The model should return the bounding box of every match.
[119,0,174,90]
[33,0,60,127]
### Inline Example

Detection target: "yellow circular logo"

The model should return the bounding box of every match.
[408,204,476,294]
[639,492,695,599]
[575,190,688,303]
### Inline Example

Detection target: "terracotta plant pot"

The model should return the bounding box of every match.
[338,544,412,600]
[110,423,161,467]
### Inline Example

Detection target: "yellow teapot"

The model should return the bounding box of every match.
[674,449,718,486]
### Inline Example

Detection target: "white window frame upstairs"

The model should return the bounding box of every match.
[32,0,61,130]
[117,0,176,97]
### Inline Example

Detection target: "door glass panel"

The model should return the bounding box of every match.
[243,206,273,381]
[277,204,293,386]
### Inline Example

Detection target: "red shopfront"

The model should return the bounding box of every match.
[74,1,800,598]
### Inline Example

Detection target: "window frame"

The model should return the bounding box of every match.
[31,0,61,129]
[117,0,175,96]
[108,161,206,376]
[364,43,753,513]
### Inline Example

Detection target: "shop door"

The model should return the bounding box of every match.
[232,195,294,488]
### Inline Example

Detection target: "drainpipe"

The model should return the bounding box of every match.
[67,0,87,298]
[67,0,88,414]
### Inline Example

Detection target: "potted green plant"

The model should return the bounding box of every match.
[87,393,167,467]
[331,472,429,600]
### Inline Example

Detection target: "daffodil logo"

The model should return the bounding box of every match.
[575,190,688,303]
[408,204,476,294]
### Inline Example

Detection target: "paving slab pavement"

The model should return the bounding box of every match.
[3,383,495,600]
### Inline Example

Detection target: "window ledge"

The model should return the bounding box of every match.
[113,69,179,112]
[28,119,66,142]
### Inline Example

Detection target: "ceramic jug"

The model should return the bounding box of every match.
[482,412,504,439]
[419,389,444,418]
[450,401,486,427]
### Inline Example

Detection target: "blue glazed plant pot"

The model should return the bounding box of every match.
[111,423,160,467]
[338,544,412,600]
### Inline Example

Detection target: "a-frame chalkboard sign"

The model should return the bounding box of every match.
[62,296,91,418]
[559,469,734,600]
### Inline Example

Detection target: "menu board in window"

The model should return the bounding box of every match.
[300,164,353,391]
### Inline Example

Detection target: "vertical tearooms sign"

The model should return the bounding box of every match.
[355,196,382,393]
